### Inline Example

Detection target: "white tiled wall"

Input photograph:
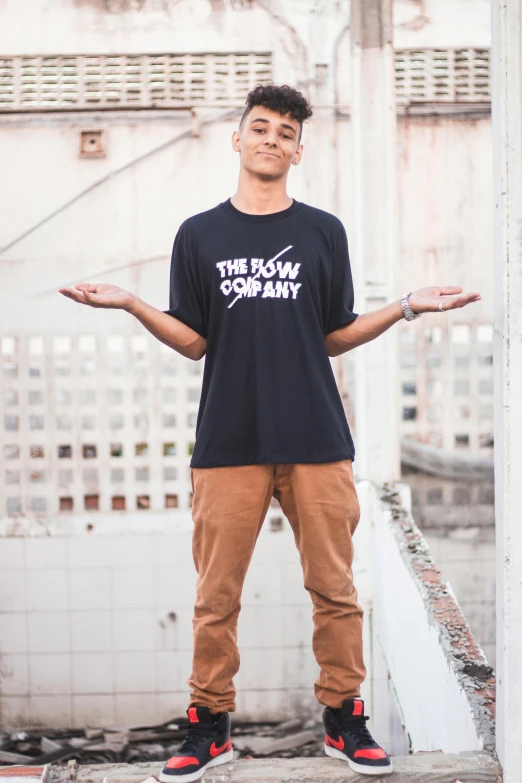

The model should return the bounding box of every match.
[0,519,372,728]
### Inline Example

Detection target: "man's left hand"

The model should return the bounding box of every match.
[408,286,481,314]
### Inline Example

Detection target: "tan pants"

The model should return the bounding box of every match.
[188,460,366,713]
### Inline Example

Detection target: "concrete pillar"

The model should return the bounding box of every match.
[491,0,522,778]
[350,0,400,483]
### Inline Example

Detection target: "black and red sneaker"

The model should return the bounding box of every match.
[159,705,233,783]
[323,698,393,776]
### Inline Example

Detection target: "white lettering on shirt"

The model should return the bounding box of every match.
[248,279,263,297]
[220,279,233,295]
[232,277,247,294]
[215,246,302,308]
[276,261,301,279]
[226,259,240,276]
[262,281,276,298]
[275,281,289,298]
[260,260,277,278]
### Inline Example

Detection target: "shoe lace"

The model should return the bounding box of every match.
[177,723,215,754]
[342,714,375,745]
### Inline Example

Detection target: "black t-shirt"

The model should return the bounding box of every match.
[163,198,359,468]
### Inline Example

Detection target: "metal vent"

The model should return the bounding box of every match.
[0,52,272,111]
[394,48,491,103]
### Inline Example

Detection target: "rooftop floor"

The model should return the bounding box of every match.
[49,753,500,783]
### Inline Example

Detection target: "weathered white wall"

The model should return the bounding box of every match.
[491,0,522,776]
[394,0,491,48]
[0,509,373,729]
[0,0,273,57]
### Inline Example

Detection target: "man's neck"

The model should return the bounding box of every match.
[230,173,292,215]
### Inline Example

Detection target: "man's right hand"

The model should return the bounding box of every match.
[58,283,136,311]
[58,282,206,360]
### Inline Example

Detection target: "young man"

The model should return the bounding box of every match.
[60,84,480,779]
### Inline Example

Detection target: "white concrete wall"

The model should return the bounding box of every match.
[0,0,274,57]
[370,481,492,752]
[394,0,491,49]
[0,508,373,729]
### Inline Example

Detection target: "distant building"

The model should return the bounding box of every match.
[0,0,493,522]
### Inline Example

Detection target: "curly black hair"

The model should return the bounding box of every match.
[239,84,313,142]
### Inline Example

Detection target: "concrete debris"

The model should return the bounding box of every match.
[84,730,103,741]
[40,738,63,754]
[29,745,83,766]
[87,742,129,756]
[231,731,317,756]
[273,718,302,735]
[0,752,34,764]
[0,717,326,765]
[127,745,167,763]
[103,733,129,744]
[67,740,91,749]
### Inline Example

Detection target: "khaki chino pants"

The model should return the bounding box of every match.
[187,460,366,713]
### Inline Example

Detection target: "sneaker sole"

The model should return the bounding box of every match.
[158,748,234,783]
[325,744,393,776]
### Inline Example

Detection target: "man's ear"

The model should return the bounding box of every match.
[292,143,304,165]
[231,129,241,153]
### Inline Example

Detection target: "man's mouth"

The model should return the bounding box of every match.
[257,151,279,158]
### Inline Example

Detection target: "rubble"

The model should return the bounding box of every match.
[230,731,317,756]
[0,754,34,765]
[0,716,327,766]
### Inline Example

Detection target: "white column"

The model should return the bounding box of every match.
[491,0,522,778]
[350,0,400,483]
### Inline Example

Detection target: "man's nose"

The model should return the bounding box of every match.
[263,133,278,147]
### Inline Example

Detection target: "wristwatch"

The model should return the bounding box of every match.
[400,291,421,321]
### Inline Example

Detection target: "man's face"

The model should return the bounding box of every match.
[232,105,303,180]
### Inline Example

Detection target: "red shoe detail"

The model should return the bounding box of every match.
[166,756,200,769]
[188,707,199,723]
[325,733,344,750]
[354,748,387,759]
[210,738,232,757]
[352,700,363,715]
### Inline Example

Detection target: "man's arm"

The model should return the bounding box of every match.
[325,286,481,357]
[58,283,207,361]
[129,296,206,360]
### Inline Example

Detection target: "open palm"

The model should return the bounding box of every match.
[408,286,481,314]
[58,283,135,310]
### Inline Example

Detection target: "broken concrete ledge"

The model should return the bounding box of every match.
[48,752,501,783]
[375,483,496,754]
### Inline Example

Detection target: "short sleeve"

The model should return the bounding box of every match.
[326,221,359,334]
[163,223,207,339]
